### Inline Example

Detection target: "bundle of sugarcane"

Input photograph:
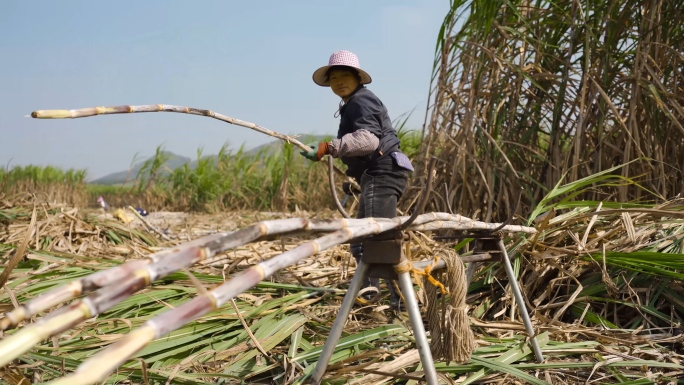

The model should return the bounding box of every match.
[0,213,536,384]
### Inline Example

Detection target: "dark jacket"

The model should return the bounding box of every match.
[337,86,401,181]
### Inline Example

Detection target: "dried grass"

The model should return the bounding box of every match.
[1,192,683,384]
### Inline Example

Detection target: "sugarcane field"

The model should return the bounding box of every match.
[2,1,684,384]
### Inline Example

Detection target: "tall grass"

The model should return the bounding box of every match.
[4,114,423,212]
[0,165,88,205]
[2,129,422,212]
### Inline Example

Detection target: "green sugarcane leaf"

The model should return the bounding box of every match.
[470,355,552,385]
[221,313,308,376]
[288,326,304,359]
[293,324,408,363]
[461,332,550,384]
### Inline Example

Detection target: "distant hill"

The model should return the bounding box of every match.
[89,135,332,185]
[90,151,191,185]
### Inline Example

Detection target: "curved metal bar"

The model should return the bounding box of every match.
[328,156,351,218]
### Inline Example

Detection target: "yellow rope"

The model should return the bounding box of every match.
[353,257,450,307]
[394,257,448,295]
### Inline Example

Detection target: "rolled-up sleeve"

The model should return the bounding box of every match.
[330,129,379,157]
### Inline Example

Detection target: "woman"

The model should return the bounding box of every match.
[300,50,414,309]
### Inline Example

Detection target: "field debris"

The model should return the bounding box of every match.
[1,193,683,384]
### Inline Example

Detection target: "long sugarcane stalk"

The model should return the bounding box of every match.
[1,213,534,331]
[39,216,533,384]
[0,232,229,331]
[45,219,401,385]
[0,217,373,365]
[0,218,372,330]
[0,213,536,370]
[31,104,309,149]
[29,104,353,183]
[409,218,536,233]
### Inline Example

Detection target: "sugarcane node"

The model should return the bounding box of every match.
[187,107,212,116]
[0,313,19,331]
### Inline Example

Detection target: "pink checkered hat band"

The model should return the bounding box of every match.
[312,50,372,87]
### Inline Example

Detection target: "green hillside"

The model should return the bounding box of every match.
[90,151,191,185]
[89,135,331,185]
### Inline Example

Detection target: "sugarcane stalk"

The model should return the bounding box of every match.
[0,217,375,365]
[29,104,355,185]
[45,219,400,385]
[32,104,307,149]
[41,215,536,385]
[0,302,92,367]
[1,213,535,331]
[0,258,150,331]
[0,248,202,368]
[409,218,537,234]
[0,217,369,331]
[379,212,537,234]
[0,231,233,331]
[0,213,536,370]
[328,156,351,218]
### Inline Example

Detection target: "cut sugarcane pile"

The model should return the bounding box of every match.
[1,193,683,384]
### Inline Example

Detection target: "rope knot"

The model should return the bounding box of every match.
[394,258,448,295]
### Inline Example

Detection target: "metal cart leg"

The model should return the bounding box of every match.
[309,261,370,384]
[397,270,439,385]
[497,239,544,363]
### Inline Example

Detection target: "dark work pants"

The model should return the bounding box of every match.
[350,160,408,305]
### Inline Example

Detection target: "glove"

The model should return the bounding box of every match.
[300,142,331,161]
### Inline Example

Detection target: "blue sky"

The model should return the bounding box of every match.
[0,1,449,180]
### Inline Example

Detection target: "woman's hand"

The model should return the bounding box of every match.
[300,142,331,161]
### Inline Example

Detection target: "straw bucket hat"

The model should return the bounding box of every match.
[312,50,372,87]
